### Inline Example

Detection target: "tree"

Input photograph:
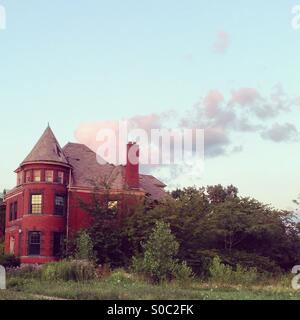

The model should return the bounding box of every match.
[74,230,95,261]
[77,180,130,267]
[206,184,238,204]
[132,220,192,282]
[126,186,300,274]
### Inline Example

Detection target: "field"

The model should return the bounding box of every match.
[1,271,300,300]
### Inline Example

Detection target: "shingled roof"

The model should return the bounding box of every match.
[21,126,69,166]
[63,143,168,201]
[19,126,168,200]
[63,142,125,189]
[139,174,167,201]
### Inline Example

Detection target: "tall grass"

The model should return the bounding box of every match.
[41,260,97,282]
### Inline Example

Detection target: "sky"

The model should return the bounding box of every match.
[0,1,300,210]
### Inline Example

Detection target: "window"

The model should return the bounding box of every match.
[53,232,64,257]
[17,172,22,186]
[30,194,42,214]
[9,202,18,221]
[57,171,64,184]
[108,201,118,210]
[13,202,17,220]
[9,203,13,221]
[54,195,66,215]
[25,171,31,183]
[28,232,41,256]
[45,170,54,182]
[108,200,118,216]
[33,170,41,182]
[9,236,15,255]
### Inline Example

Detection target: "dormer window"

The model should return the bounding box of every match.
[45,170,54,183]
[33,170,41,182]
[57,171,64,184]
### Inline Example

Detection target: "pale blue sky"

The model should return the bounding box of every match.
[0,1,300,209]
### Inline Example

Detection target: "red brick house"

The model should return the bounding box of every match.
[3,126,166,264]
[0,194,5,240]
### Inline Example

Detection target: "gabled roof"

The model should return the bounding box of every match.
[21,126,69,166]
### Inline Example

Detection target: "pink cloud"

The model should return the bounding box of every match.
[230,88,261,107]
[203,90,224,118]
[213,31,230,54]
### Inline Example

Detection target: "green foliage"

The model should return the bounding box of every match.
[209,256,259,285]
[74,230,95,261]
[4,271,300,300]
[0,254,20,268]
[7,264,42,279]
[0,242,4,255]
[77,184,129,267]
[132,221,193,283]
[105,269,137,286]
[125,186,300,275]
[78,183,300,277]
[41,260,97,282]
[171,261,195,283]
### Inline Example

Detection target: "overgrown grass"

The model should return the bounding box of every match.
[3,269,300,300]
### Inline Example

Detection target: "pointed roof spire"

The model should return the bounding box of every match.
[21,126,69,166]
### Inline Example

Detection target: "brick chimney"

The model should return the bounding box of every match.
[125,142,139,189]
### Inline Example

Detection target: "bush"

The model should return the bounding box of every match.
[172,261,194,283]
[7,264,42,279]
[209,256,259,285]
[0,254,20,268]
[0,242,4,255]
[41,260,97,282]
[221,251,282,274]
[132,221,193,283]
[74,230,95,261]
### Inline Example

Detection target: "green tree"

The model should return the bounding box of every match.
[77,180,130,267]
[74,230,95,261]
[133,220,193,282]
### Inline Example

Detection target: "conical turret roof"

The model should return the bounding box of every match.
[21,126,69,166]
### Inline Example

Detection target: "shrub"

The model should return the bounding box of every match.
[221,251,282,274]
[74,230,95,261]
[132,220,193,283]
[209,256,259,285]
[41,260,97,282]
[0,242,4,255]
[172,261,194,283]
[0,254,20,268]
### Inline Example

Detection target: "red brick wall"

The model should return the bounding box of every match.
[0,204,5,240]
[125,143,140,189]
[4,163,69,264]
[4,161,145,264]
[68,190,144,237]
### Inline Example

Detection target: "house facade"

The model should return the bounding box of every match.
[3,126,166,264]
